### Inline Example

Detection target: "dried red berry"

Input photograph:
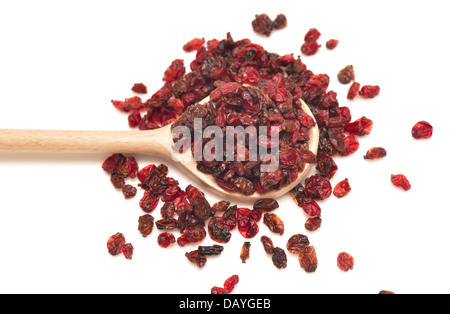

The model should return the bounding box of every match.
[139,191,159,213]
[333,179,351,198]
[240,241,251,263]
[183,38,205,52]
[301,40,320,56]
[163,59,185,83]
[107,232,126,256]
[304,28,321,42]
[261,235,275,254]
[347,82,360,100]
[337,252,354,272]
[286,234,310,253]
[298,246,318,273]
[131,83,147,94]
[122,243,134,260]
[273,14,287,30]
[391,174,411,191]
[412,121,433,139]
[237,216,259,239]
[157,232,176,248]
[326,39,339,50]
[359,85,380,98]
[211,286,225,294]
[185,250,207,268]
[364,147,387,160]
[379,290,396,294]
[272,247,288,269]
[301,199,321,217]
[122,184,137,199]
[138,214,154,237]
[305,217,322,231]
[252,14,274,36]
[339,134,360,156]
[198,245,224,256]
[304,174,332,200]
[263,213,285,235]
[337,65,355,84]
[128,110,142,128]
[224,275,239,293]
[345,116,373,136]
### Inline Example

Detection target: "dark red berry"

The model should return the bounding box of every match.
[326,39,339,50]
[333,179,351,198]
[391,174,411,191]
[337,252,354,272]
[412,121,433,139]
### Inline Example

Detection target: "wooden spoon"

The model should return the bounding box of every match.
[0,97,319,202]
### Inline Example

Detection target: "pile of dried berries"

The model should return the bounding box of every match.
[102,21,434,293]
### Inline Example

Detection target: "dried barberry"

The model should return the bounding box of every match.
[337,252,354,272]
[301,40,320,56]
[286,234,310,253]
[237,216,259,239]
[298,246,318,273]
[304,28,321,42]
[138,214,154,237]
[391,174,411,191]
[359,85,380,98]
[131,83,147,94]
[252,14,274,36]
[337,65,355,84]
[110,172,125,189]
[263,213,284,235]
[305,217,322,231]
[347,82,360,99]
[211,287,225,294]
[345,116,373,136]
[253,198,280,211]
[183,38,205,52]
[304,174,332,200]
[240,242,251,263]
[273,14,287,30]
[224,275,239,293]
[260,235,275,254]
[333,179,351,198]
[364,147,387,160]
[157,232,176,248]
[208,217,232,243]
[379,290,396,294]
[122,243,134,260]
[412,121,433,139]
[185,250,207,268]
[326,39,339,50]
[272,247,287,269]
[122,184,137,199]
[107,232,126,256]
[198,244,224,256]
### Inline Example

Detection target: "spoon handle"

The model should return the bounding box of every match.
[0,127,173,157]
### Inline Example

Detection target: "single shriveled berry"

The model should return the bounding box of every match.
[131,83,147,94]
[337,65,355,84]
[298,246,318,273]
[326,39,339,50]
[122,243,134,260]
[107,232,126,256]
[391,174,411,191]
[333,179,351,198]
[347,82,360,100]
[412,121,433,139]
[157,232,176,248]
[273,14,287,30]
[305,217,322,231]
[337,252,354,272]
[345,116,373,136]
[364,147,387,160]
[211,286,225,294]
[304,28,321,42]
[304,174,332,200]
[359,85,380,98]
[252,14,274,36]
[183,38,205,52]
[301,40,320,56]
[224,275,239,293]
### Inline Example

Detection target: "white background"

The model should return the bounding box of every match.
[0,0,449,294]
